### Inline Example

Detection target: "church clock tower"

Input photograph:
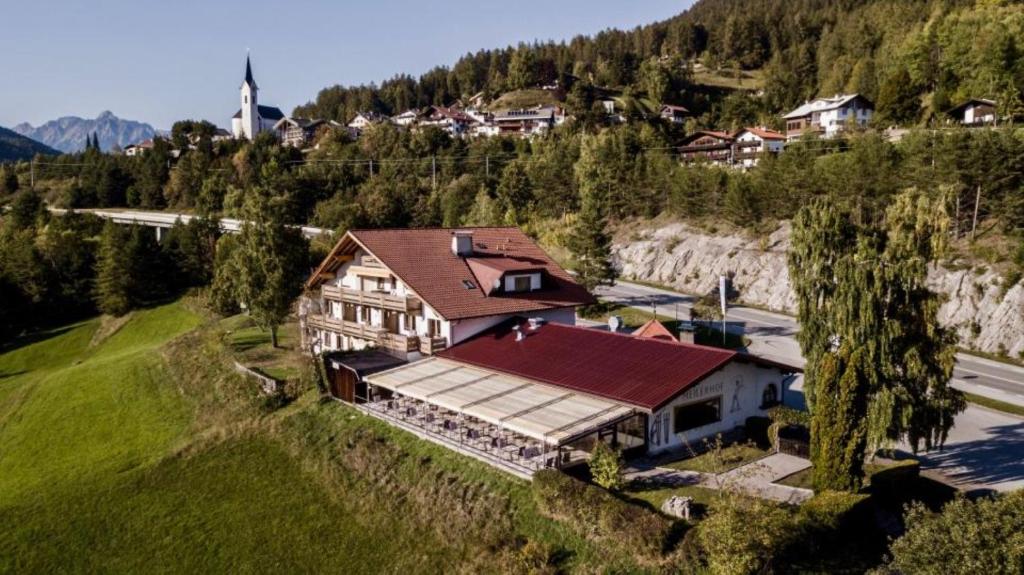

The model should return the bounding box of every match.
[240,55,259,140]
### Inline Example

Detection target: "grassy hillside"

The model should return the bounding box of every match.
[0,301,659,573]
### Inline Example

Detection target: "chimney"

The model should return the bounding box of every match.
[513,325,525,342]
[451,231,474,257]
[528,317,545,330]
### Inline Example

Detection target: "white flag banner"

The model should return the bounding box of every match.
[719,275,727,317]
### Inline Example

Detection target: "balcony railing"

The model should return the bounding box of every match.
[322,285,421,313]
[308,314,419,357]
[419,336,448,355]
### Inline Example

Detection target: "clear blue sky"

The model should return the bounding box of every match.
[1,0,693,130]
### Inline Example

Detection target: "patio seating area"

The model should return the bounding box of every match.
[359,357,644,477]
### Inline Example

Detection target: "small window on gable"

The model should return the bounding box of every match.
[510,275,532,292]
[462,280,476,290]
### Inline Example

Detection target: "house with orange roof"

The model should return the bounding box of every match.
[733,127,786,168]
[301,227,594,369]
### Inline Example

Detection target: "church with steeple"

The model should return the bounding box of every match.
[231,55,284,140]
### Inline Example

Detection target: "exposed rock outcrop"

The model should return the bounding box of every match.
[613,222,1024,358]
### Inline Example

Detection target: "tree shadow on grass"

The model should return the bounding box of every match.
[0,325,78,357]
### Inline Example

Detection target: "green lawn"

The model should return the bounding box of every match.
[662,442,769,474]
[0,302,647,573]
[963,391,1024,417]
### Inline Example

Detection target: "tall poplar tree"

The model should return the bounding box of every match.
[789,188,964,491]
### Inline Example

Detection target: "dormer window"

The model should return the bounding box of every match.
[505,273,540,293]
[462,280,476,290]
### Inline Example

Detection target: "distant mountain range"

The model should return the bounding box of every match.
[0,126,59,162]
[12,111,162,153]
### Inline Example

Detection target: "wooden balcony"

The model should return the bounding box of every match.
[379,332,420,354]
[322,285,421,313]
[307,314,418,357]
[419,336,448,355]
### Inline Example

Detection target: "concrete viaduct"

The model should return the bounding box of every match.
[48,208,331,241]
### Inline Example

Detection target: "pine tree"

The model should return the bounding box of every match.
[569,134,618,293]
[0,167,19,195]
[94,222,132,316]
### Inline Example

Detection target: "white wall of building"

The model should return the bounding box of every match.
[646,361,787,455]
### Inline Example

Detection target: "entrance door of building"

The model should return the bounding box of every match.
[327,367,358,402]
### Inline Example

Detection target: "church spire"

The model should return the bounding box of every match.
[243,54,257,89]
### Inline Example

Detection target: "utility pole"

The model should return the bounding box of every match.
[368,158,373,177]
[971,184,981,240]
[485,155,490,179]
[431,156,437,190]
[30,158,35,190]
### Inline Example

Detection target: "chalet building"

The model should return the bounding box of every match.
[678,130,736,166]
[732,127,786,168]
[273,117,345,148]
[419,106,475,137]
[492,106,563,137]
[301,227,593,365]
[783,94,873,140]
[357,319,798,477]
[123,139,154,157]
[347,111,389,133]
[947,98,997,126]
[391,109,421,126]
[660,104,691,124]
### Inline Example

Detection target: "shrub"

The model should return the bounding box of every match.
[695,493,797,575]
[589,442,624,490]
[875,492,1024,575]
[532,470,676,563]
[799,491,871,533]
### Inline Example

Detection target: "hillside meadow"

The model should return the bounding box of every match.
[0,300,675,573]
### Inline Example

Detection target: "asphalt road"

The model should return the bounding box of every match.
[594,279,1024,492]
[596,280,1024,406]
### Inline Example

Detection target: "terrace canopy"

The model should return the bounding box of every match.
[364,357,635,446]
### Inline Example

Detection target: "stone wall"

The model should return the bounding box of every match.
[613,222,1024,358]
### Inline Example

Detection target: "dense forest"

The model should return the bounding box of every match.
[293,0,1022,129]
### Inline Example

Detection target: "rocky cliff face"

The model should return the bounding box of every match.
[613,222,1024,358]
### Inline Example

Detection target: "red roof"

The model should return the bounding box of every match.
[438,320,798,411]
[633,319,678,342]
[739,127,786,140]
[309,228,594,320]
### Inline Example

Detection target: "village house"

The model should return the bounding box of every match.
[419,105,475,137]
[391,109,421,127]
[782,93,873,140]
[947,98,997,126]
[660,104,691,124]
[123,138,154,157]
[677,130,736,166]
[492,106,563,137]
[301,227,593,365]
[272,117,345,148]
[732,127,786,168]
[347,111,389,133]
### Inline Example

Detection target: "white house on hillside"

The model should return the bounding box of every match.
[783,94,873,140]
[733,127,786,168]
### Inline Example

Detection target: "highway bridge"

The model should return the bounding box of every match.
[48,208,331,240]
